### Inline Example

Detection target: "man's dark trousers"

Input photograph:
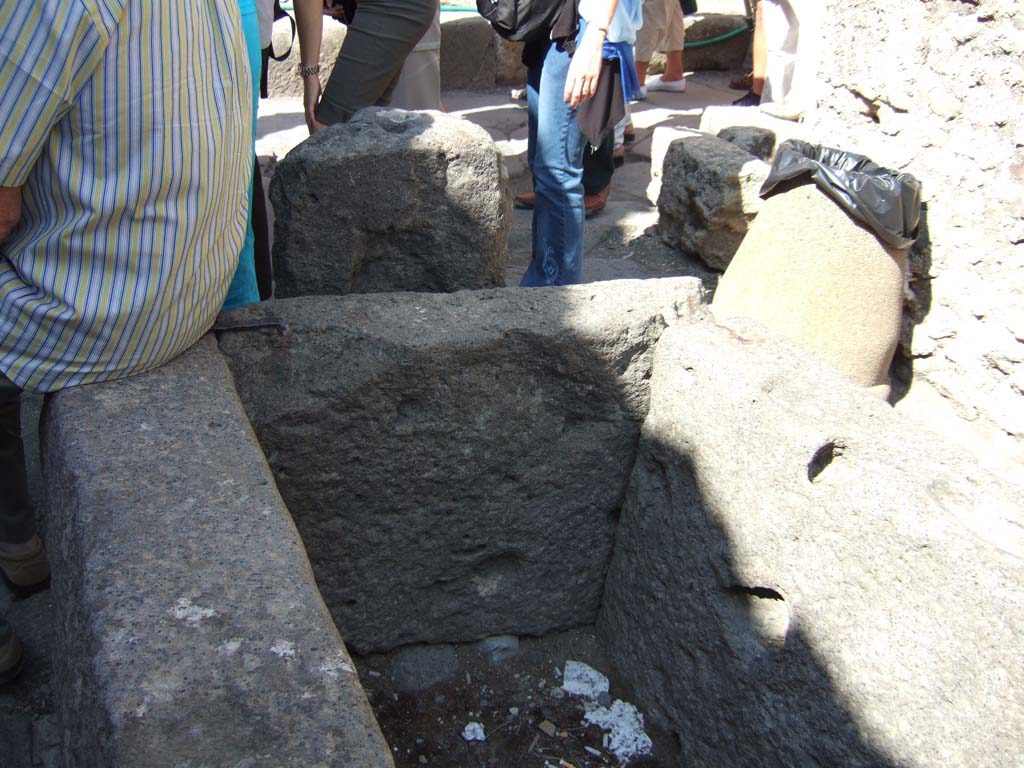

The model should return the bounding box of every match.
[1,372,35,642]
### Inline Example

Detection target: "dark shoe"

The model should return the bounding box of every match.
[0,631,25,687]
[516,187,608,216]
[729,71,753,90]
[513,191,535,210]
[0,535,50,590]
[613,145,625,167]
[732,90,762,107]
[623,125,635,144]
[584,185,610,218]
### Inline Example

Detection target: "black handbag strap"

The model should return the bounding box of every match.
[260,0,296,98]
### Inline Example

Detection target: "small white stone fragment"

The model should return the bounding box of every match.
[270,640,297,659]
[170,598,216,624]
[219,638,243,654]
[509,707,519,716]
[462,722,486,742]
[318,654,355,677]
[584,746,602,757]
[584,700,653,763]
[562,660,609,699]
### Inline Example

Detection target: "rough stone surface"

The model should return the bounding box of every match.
[475,635,520,663]
[716,125,776,161]
[42,337,393,768]
[217,280,709,653]
[599,321,1024,767]
[440,16,498,90]
[389,645,460,692]
[646,13,751,74]
[656,133,769,270]
[793,0,1024,453]
[683,12,752,71]
[646,126,702,206]
[713,183,907,391]
[493,35,527,85]
[698,105,810,147]
[270,108,511,297]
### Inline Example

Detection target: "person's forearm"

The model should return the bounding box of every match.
[564,0,620,107]
[293,0,324,69]
[0,187,21,244]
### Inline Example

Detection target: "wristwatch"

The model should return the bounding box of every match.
[300,64,321,78]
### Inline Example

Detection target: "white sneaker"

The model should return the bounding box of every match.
[644,74,687,93]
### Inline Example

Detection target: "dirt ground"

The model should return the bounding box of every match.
[353,627,678,768]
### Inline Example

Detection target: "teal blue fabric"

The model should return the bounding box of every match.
[222,0,262,311]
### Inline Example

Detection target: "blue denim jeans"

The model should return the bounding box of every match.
[520,36,587,287]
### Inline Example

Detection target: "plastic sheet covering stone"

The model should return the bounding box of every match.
[760,139,922,249]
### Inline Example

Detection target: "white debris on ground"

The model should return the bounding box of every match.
[559,660,653,764]
[561,660,610,699]
[584,700,653,764]
[462,722,486,742]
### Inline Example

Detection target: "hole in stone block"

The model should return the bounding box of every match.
[807,440,845,483]
[725,586,789,648]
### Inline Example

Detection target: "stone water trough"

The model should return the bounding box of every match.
[41,277,1024,767]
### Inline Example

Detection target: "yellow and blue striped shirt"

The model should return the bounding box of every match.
[0,1,252,392]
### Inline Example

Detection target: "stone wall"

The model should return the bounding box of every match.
[600,319,1024,767]
[803,0,1024,451]
[217,279,709,653]
[42,338,392,767]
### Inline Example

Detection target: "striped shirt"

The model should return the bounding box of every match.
[0,1,252,392]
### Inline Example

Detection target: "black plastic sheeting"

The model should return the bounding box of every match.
[760,139,922,250]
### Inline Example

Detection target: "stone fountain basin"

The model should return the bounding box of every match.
[40,278,1024,767]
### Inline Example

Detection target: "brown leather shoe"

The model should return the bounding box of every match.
[730,71,753,90]
[584,185,610,218]
[513,191,535,210]
[516,187,609,216]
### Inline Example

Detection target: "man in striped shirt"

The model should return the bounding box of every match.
[0,1,252,683]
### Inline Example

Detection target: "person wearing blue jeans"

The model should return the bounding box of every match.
[520,34,589,286]
[519,0,639,287]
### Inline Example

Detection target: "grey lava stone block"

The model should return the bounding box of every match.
[600,320,1024,768]
[270,108,511,298]
[217,279,708,653]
